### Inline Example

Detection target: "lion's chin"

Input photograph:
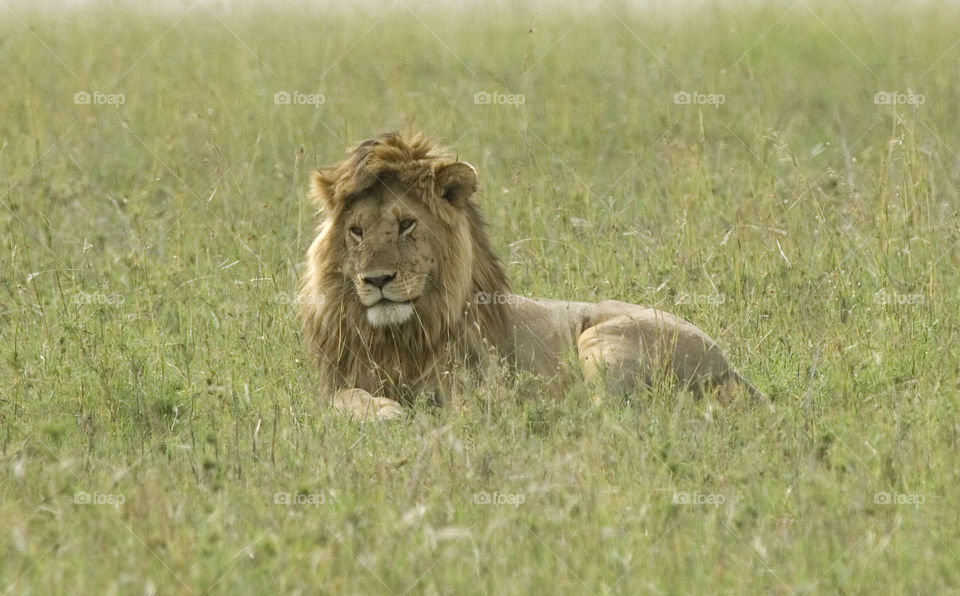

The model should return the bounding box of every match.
[366,300,415,327]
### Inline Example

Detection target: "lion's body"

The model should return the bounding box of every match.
[299,132,763,419]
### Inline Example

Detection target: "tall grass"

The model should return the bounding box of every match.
[1,1,958,592]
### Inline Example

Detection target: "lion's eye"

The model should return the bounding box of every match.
[399,219,416,235]
[349,226,363,240]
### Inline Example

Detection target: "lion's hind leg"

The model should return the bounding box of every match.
[576,312,767,406]
[576,319,654,399]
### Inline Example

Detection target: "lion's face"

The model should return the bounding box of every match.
[341,184,441,327]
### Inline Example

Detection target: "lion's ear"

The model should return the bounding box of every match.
[436,162,478,207]
[310,167,337,210]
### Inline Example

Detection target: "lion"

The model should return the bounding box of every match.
[299,131,765,420]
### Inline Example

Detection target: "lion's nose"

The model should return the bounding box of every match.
[363,273,396,289]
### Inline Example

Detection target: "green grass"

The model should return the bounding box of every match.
[2,0,959,593]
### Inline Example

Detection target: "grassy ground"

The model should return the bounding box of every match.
[2,0,959,593]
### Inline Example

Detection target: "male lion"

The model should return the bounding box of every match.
[299,131,764,420]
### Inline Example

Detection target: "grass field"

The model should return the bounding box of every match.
[2,0,959,593]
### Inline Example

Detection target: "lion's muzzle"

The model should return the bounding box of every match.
[356,270,418,327]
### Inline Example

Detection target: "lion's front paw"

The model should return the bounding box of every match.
[367,397,404,421]
[333,388,405,422]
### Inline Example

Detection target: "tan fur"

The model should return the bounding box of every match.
[299,132,765,420]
